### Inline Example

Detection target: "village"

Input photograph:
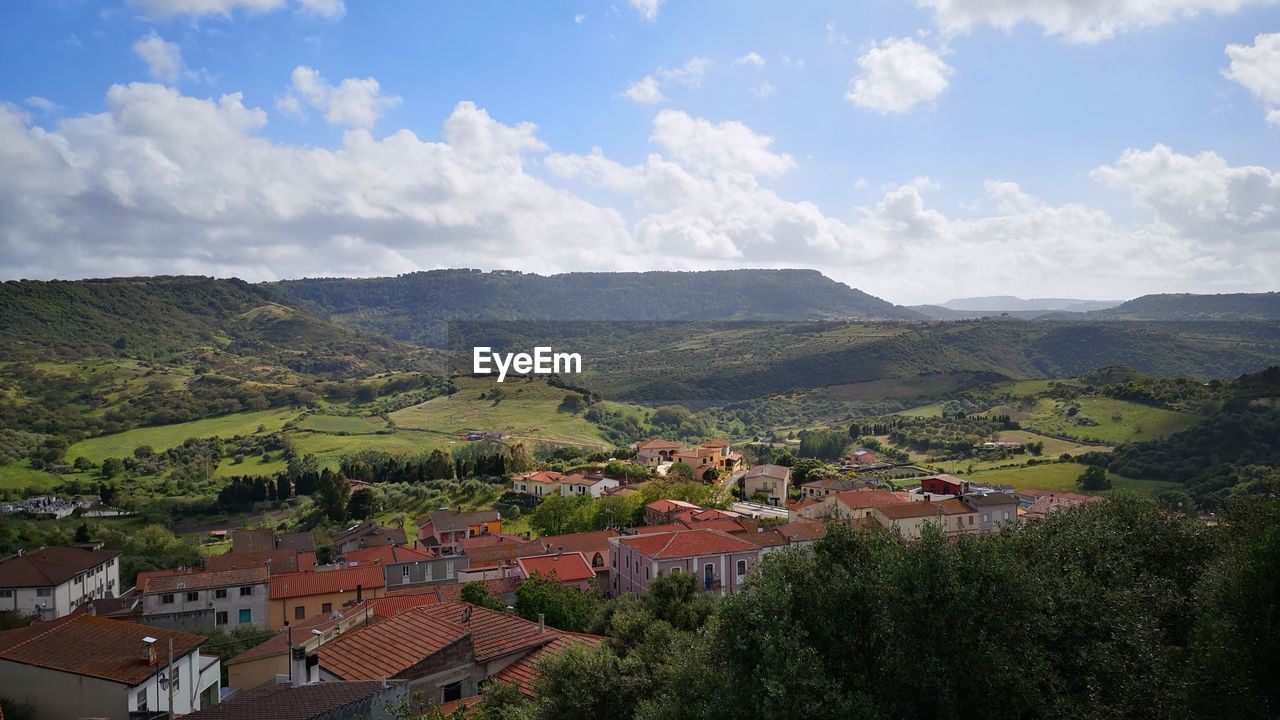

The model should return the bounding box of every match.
[0,437,1100,719]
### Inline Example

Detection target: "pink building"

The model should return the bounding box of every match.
[608,529,760,598]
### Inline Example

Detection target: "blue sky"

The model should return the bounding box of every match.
[1,0,1278,304]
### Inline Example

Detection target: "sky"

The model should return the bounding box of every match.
[1,0,1278,305]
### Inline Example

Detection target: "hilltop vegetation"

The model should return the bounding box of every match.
[1093,292,1280,320]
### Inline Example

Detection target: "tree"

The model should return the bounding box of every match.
[460,581,506,611]
[100,457,124,479]
[314,469,350,522]
[74,522,92,543]
[514,574,594,632]
[1077,465,1111,491]
[347,488,377,520]
[666,461,695,483]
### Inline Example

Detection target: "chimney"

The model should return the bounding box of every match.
[537,613,545,633]
[290,646,308,687]
[141,636,157,665]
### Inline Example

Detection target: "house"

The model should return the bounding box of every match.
[673,446,720,478]
[533,530,620,577]
[699,439,740,471]
[345,543,462,590]
[962,492,1021,534]
[225,606,370,691]
[515,552,597,590]
[457,539,543,582]
[205,547,317,575]
[512,470,566,497]
[633,439,681,467]
[847,449,880,466]
[418,510,504,556]
[798,489,909,522]
[315,603,580,705]
[871,499,979,539]
[920,474,971,497]
[558,473,620,498]
[0,614,220,719]
[333,523,407,558]
[0,544,122,619]
[800,476,865,499]
[1023,492,1104,520]
[490,632,604,698]
[644,499,701,526]
[184,681,407,720]
[609,529,761,597]
[268,566,387,630]
[740,465,791,506]
[229,529,315,555]
[141,567,270,630]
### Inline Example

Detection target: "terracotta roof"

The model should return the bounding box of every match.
[876,501,951,520]
[832,489,909,510]
[559,474,608,487]
[617,529,759,559]
[534,530,619,556]
[269,566,386,600]
[676,447,718,458]
[462,540,546,569]
[773,522,827,543]
[938,498,977,515]
[457,534,530,552]
[627,523,689,535]
[517,471,566,485]
[229,530,314,554]
[143,567,268,594]
[184,681,402,720]
[384,577,518,601]
[645,499,700,514]
[701,439,730,448]
[344,544,436,566]
[421,510,502,532]
[635,439,681,450]
[679,518,747,534]
[516,553,596,583]
[0,615,203,685]
[743,464,791,480]
[319,608,470,680]
[227,610,347,665]
[491,632,604,696]
[433,603,553,661]
[359,593,444,617]
[687,508,742,521]
[206,549,316,575]
[0,546,121,588]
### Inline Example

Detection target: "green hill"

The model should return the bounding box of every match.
[1093,292,1280,320]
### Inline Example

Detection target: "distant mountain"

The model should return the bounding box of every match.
[1092,292,1280,321]
[939,296,1121,313]
[265,269,923,346]
[908,305,1064,321]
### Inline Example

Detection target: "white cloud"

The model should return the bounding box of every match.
[916,0,1274,43]
[628,0,663,21]
[619,57,709,104]
[574,13,586,23]
[132,31,184,84]
[751,82,777,97]
[621,76,665,103]
[649,109,795,177]
[23,97,59,113]
[1224,33,1280,124]
[826,21,851,45]
[128,0,341,20]
[733,52,766,67]
[0,84,633,282]
[846,37,952,114]
[278,66,401,128]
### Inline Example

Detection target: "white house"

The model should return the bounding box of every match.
[0,544,122,619]
[0,614,221,720]
[559,473,621,498]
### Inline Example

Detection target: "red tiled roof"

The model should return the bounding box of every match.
[627,523,689,535]
[462,540,546,569]
[701,439,730,448]
[679,518,746,534]
[457,534,530,552]
[645,499,700,514]
[0,546,121,588]
[269,566,386,600]
[344,544,435,566]
[227,609,348,665]
[184,680,401,720]
[618,529,759,559]
[518,471,566,485]
[435,696,483,715]
[938,498,976,515]
[832,489,909,510]
[0,615,203,685]
[433,603,553,661]
[876,501,950,520]
[533,530,619,556]
[319,608,470,680]
[206,549,316,575]
[143,566,268,594]
[516,553,596,583]
[491,632,604,696]
[635,439,681,450]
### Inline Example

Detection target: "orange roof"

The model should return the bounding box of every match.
[519,471,566,485]
[144,566,268,594]
[206,549,316,575]
[534,530,619,556]
[636,439,681,450]
[701,439,730,448]
[876,501,950,520]
[457,534,531,552]
[492,632,604,696]
[832,489,909,510]
[679,518,747,534]
[628,523,690,535]
[0,615,203,685]
[645,499,700,513]
[344,544,435,566]
[516,553,596,583]
[618,529,759,559]
[938,498,976,515]
[319,608,470,680]
[269,566,386,600]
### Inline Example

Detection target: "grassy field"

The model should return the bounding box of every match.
[0,463,65,492]
[390,377,616,449]
[927,431,1109,474]
[967,462,1180,496]
[67,407,301,464]
[295,414,390,435]
[1021,397,1200,444]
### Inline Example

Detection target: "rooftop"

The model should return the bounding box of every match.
[344,544,436,566]
[831,489,909,510]
[635,439,681,450]
[533,530,619,557]
[645,499,701,514]
[962,492,1019,507]
[206,548,316,575]
[229,529,314,554]
[0,614,204,685]
[183,681,403,720]
[143,566,268,594]
[422,510,502,533]
[743,464,791,480]
[333,523,406,547]
[518,471,567,485]
[0,546,121,588]
[516,552,596,583]
[269,566,386,600]
[319,607,470,680]
[617,529,759,559]
[491,632,604,697]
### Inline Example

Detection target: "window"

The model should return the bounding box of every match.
[0,589,12,598]
[36,588,52,597]
[171,667,180,692]
[239,608,252,624]
[445,560,455,577]
[644,567,649,580]
[215,611,228,625]
[321,602,333,614]
[442,681,463,702]
[295,606,306,620]
[737,560,747,577]
[186,591,199,602]
[240,586,252,596]
[982,513,990,523]
[703,564,714,589]
[968,516,974,525]
[215,588,228,599]
[161,593,175,605]
[108,558,115,568]
[401,565,411,581]
[592,553,603,568]
[670,567,680,574]
[137,689,148,711]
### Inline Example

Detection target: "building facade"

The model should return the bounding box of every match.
[0,545,121,619]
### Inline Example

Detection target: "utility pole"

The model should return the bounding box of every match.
[167,636,175,720]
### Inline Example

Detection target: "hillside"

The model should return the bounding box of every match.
[264,269,923,346]
[1093,292,1280,320]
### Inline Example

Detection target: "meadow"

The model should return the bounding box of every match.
[966,462,1180,495]
[1021,397,1200,444]
[66,407,301,464]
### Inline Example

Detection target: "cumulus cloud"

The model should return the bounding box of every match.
[129,0,342,20]
[277,66,401,128]
[23,97,59,113]
[629,0,663,21]
[132,31,185,84]
[649,109,795,177]
[846,37,952,114]
[751,82,777,97]
[916,0,1273,43]
[1224,33,1280,124]
[620,57,710,104]
[733,52,766,67]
